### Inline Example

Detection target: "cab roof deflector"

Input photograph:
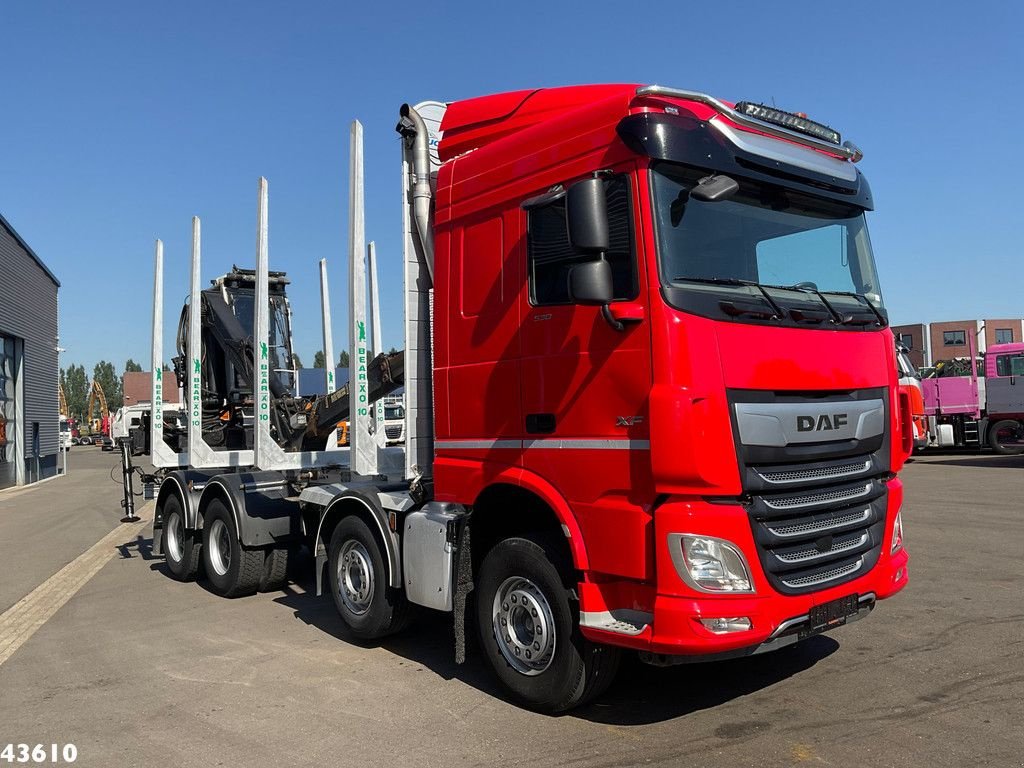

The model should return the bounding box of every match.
[636,86,863,163]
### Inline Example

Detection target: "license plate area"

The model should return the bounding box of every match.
[800,594,859,639]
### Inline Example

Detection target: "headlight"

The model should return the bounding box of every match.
[891,510,904,554]
[668,534,755,593]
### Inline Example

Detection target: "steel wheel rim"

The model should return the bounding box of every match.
[165,510,184,563]
[492,576,557,676]
[208,518,231,576]
[996,424,1022,447]
[337,540,374,615]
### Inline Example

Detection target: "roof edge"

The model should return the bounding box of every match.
[0,211,60,287]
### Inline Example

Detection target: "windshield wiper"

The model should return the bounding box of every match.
[762,283,876,326]
[815,290,886,326]
[673,277,786,320]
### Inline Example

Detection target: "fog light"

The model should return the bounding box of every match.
[700,617,752,634]
[891,510,904,554]
[668,534,755,593]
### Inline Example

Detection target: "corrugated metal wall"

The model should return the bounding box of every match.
[0,222,60,465]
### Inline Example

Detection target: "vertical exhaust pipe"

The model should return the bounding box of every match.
[398,103,434,281]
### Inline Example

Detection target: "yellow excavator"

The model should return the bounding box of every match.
[85,380,109,437]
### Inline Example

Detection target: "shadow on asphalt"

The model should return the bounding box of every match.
[117,534,155,561]
[271,549,840,724]
[135,541,838,724]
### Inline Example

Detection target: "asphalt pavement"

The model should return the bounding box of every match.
[0,448,1021,767]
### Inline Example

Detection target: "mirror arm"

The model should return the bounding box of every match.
[600,304,626,332]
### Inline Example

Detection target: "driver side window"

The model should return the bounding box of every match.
[526,175,636,306]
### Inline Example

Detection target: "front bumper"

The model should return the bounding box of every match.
[578,480,909,656]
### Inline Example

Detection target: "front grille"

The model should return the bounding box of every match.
[729,388,891,596]
[748,476,886,595]
[781,558,864,589]
[384,425,403,440]
[756,458,871,486]
[764,482,873,510]
[767,508,871,538]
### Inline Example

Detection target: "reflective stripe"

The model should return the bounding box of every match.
[434,439,522,450]
[524,439,650,450]
[434,438,650,451]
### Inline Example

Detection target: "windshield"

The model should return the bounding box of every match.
[231,291,295,394]
[384,405,405,421]
[897,349,919,380]
[651,164,884,323]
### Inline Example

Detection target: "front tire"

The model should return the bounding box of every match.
[201,499,263,598]
[327,516,412,639]
[988,419,1024,455]
[476,536,620,713]
[162,494,201,581]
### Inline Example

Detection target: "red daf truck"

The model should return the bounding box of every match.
[138,84,910,713]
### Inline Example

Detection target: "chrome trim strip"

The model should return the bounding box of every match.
[781,558,864,589]
[636,85,861,161]
[433,439,522,450]
[756,459,872,486]
[766,507,872,539]
[776,533,869,564]
[434,438,651,451]
[768,592,876,639]
[765,482,873,510]
[523,438,651,451]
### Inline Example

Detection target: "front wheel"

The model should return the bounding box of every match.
[476,536,620,713]
[988,419,1024,455]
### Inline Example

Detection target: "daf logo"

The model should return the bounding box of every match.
[797,413,849,432]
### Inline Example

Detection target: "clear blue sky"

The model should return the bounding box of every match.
[2,0,1021,374]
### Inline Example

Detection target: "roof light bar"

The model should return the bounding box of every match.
[734,102,840,145]
[636,86,863,163]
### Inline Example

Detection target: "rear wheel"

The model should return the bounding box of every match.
[162,494,201,581]
[327,516,413,639]
[988,419,1024,455]
[201,499,263,597]
[476,535,620,713]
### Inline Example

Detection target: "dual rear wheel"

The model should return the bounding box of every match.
[160,496,290,596]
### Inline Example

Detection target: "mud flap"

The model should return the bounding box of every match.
[452,520,474,664]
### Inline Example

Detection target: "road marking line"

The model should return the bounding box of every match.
[0,502,154,668]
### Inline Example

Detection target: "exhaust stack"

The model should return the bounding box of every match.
[398,103,435,282]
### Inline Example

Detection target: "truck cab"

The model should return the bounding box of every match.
[428,85,908,690]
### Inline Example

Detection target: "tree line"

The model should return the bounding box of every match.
[60,358,145,421]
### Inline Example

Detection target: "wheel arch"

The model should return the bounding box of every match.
[470,471,589,574]
[315,491,401,589]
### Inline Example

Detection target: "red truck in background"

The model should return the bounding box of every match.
[145,83,910,713]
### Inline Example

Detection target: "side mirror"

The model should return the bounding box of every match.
[566,177,609,252]
[569,260,613,306]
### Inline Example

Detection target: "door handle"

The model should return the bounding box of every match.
[526,413,556,434]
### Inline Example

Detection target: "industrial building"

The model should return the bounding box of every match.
[123,370,181,407]
[0,212,60,489]
[892,319,1024,370]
